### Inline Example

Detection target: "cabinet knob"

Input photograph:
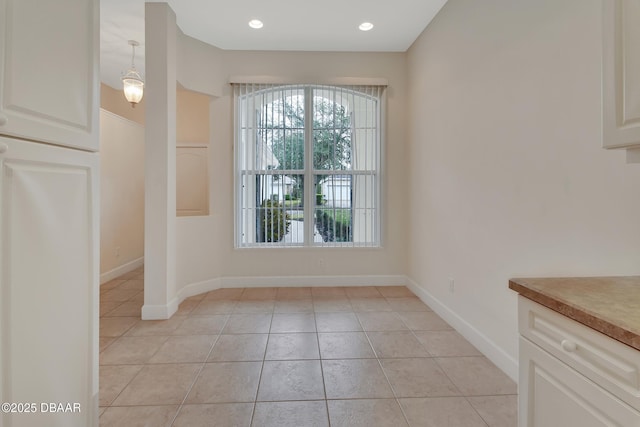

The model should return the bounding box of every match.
[0,143,7,154]
[561,339,577,352]
[0,113,7,127]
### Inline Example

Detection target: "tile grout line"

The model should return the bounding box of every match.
[359,310,413,427]
[167,311,230,426]
[249,306,274,427]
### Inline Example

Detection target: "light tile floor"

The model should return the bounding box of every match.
[99,268,517,426]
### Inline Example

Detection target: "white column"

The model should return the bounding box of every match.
[143,3,178,319]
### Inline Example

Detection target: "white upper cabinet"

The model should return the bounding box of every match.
[0,0,99,151]
[603,0,640,149]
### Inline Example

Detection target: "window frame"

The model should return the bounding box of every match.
[234,83,384,248]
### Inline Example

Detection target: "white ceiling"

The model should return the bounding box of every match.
[100,0,449,89]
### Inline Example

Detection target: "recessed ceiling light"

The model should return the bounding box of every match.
[359,22,374,31]
[249,19,264,29]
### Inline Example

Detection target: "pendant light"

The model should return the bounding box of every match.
[122,40,144,107]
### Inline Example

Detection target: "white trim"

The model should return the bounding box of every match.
[220,274,406,288]
[100,257,144,284]
[229,76,388,86]
[99,108,144,128]
[141,300,179,320]
[406,277,518,383]
[146,274,405,320]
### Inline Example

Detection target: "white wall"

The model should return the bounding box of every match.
[175,33,409,292]
[406,0,640,380]
[99,109,145,282]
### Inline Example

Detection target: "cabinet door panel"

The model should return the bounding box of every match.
[0,137,99,427]
[0,0,99,151]
[520,337,640,427]
[603,0,640,148]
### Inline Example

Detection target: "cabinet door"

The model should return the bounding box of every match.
[519,337,640,427]
[0,137,99,427]
[603,0,640,149]
[0,0,99,151]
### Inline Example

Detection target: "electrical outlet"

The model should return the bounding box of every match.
[448,278,455,293]
[115,246,121,258]
[318,258,325,268]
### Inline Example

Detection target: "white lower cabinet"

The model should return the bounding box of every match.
[518,297,640,427]
[0,136,99,427]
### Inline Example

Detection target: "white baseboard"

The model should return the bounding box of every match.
[100,257,144,285]
[406,277,518,383]
[141,299,179,320]
[149,274,407,321]
[219,274,407,288]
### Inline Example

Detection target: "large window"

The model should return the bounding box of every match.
[234,83,384,247]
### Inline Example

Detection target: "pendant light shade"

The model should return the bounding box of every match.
[122,40,144,107]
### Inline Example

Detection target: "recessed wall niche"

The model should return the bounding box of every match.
[176,87,210,216]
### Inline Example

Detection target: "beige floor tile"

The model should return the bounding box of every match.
[435,357,516,396]
[315,312,362,332]
[148,335,216,363]
[99,336,116,353]
[204,288,244,300]
[399,397,488,427]
[129,292,144,303]
[257,360,325,401]
[103,301,143,317]
[380,358,460,398]
[172,403,253,427]
[318,332,375,359]
[100,279,126,292]
[265,333,320,360]
[367,331,430,358]
[349,298,393,312]
[222,314,272,334]
[276,287,312,300]
[397,311,453,331]
[99,317,140,337]
[100,301,123,317]
[208,334,268,362]
[313,298,353,312]
[327,399,408,427]
[274,299,314,313]
[112,364,201,405]
[186,362,262,403]
[99,365,143,406]
[386,297,430,312]
[241,287,278,300]
[311,287,347,297]
[322,359,394,399]
[252,401,329,427]
[172,315,228,335]
[99,405,178,427]
[344,286,383,298]
[118,279,144,292]
[125,316,186,336]
[233,300,275,314]
[270,313,316,333]
[99,336,168,365]
[376,286,415,298]
[467,395,518,427]
[101,288,141,302]
[356,312,408,331]
[193,299,238,315]
[414,330,482,357]
[174,298,201,316]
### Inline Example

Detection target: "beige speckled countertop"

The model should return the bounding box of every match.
[509,276,640,351]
